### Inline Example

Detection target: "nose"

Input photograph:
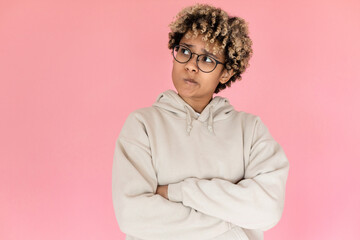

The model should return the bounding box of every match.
[184,54,199,73]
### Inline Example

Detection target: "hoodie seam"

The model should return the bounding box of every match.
[210,110,237,123]
[153,106,188,120]
[153,105,237,122]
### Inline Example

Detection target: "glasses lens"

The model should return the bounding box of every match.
[173,45,191,63]
[173,45,217,72]
[197,55,216,73]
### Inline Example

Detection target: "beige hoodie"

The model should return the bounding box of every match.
[112,90,289,240]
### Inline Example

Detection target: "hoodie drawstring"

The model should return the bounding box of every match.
[208,106,214,133]
[184,105,215,135]
[184,106,193,135]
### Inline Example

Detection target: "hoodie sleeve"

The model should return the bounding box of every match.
[112,112,233,240]
[167,116,290,231]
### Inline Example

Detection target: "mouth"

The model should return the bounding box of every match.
[184,78,198,84]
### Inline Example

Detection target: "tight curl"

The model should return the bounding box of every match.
[168,4,253,93]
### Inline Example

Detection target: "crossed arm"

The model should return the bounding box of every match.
[112,113,289,240]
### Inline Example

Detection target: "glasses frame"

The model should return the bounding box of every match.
[172,44,225,73]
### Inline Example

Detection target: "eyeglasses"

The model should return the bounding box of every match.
[172,44,225,73]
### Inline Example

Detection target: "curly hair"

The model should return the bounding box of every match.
[168,3,253,93]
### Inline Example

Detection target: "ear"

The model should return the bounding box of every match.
[219,69,234,84]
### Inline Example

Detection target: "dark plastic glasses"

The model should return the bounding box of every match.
[172,44,225,73]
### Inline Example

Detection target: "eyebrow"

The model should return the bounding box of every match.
[180,43,219,60]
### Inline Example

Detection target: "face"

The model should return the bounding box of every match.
[171,33,233,106]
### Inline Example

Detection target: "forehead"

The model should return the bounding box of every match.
[179,32,224,57]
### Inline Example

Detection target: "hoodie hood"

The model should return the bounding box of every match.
[152,90,234,135]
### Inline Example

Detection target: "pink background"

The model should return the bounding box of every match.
[1,0,359,239]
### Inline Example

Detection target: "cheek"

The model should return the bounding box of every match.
[171,67,175,80]
[171,64,179,82]
[207,76,222,90]
[172,63,182,77]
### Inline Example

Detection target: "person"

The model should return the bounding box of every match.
[112,3,289,240]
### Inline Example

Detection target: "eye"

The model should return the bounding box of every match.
[179,46,190,55]
[200,55,215,64]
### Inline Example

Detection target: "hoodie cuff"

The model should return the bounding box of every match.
[168,182,183,202]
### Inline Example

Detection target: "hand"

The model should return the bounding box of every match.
[156,185,169,200]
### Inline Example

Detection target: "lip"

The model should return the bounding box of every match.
[184,78,198,84]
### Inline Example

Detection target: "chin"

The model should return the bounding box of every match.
[174,83,196,97]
